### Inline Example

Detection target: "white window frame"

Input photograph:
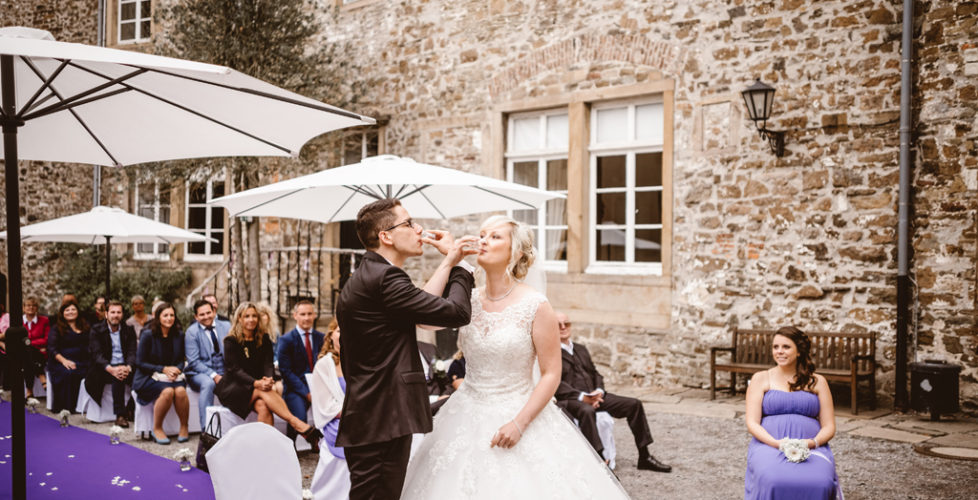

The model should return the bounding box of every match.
[505,108,569,271]
[184,177,226,262]
[118,0,152,44]
[133,182,170,261]
[588,97,664,275]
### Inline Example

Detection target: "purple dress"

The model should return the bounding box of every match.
[323,376,346,459]
[745,390,841,500]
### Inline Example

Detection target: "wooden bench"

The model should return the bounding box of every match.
[710,329,877,414]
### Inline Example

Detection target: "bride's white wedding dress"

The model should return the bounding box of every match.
[401,289,630,499]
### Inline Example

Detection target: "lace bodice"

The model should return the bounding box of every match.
[456,289,547,402]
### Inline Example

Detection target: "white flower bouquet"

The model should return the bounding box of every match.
[25,397,40,413]
[58,409,71,426]
[173,448,194,471]
[109,425,124,444]
[302,489,313,500]
[779,438,811,463]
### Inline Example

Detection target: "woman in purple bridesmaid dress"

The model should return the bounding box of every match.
[745,327,842,500]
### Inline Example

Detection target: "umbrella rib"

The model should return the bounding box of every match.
[20,58,124,166]
[398,184,431,199]
[325,189,362,224]
[17,58,70,116]
[232,188,308,217]
[65,62,294,155]
[20,63,148,121]
[392,184,410,198]
[417,189,447,219]
[345,185,383,199]
[472,186,538,209]
[133,66,366,122]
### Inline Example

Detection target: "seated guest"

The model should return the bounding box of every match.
[418,340,451,415]
[554,312,671,473]
[126,295,150,332]
[185,299,231,431]
[204,293,230,323]
[215,302,322,445]
[447,352,466,391]
[256,302,280,344]
[276,300,324,440]
[745,326,840,500]
[47,301,90,413]
[23,296,51,397]
[133,302,189,444]
[309,318,349,499]
[86,300,138,427]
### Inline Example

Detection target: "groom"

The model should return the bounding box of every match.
[336,198,476,500]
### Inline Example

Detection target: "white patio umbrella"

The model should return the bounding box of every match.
[0,206,212,297]
[210,154,564,223]
[0,27,373,496]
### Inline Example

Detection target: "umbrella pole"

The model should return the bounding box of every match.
[2,53,28,500]
[105,236,111,299]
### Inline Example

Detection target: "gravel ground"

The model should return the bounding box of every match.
[57,409,978,499]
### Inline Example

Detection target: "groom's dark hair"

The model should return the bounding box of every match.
[356,198,401,250]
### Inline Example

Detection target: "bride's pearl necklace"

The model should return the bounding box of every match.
[486,283,517,301]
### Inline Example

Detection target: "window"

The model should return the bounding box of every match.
[505,110,569,266]
[118,0,152,43]
[589,99,664,272]
[185,179,226,260]
[341,128,380,166]
[135,182,170,259]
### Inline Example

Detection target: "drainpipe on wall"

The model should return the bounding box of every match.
[93,0,106,207]
[895,0,914,412]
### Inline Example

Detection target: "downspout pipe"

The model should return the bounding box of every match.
[895,0,914,411]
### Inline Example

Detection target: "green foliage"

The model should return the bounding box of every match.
[48,244,192,317]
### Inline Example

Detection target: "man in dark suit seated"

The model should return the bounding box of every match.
[277,300,324,443]
[86,300,137,427]
[418,340,452,415]
[554,311,671,473]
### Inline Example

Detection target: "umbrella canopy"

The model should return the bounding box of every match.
[210,154,564,223]
[0,205,210,244]
[0,27,374,165]
[0,27,373,498]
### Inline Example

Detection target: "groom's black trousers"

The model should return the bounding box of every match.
[346,434,413,500]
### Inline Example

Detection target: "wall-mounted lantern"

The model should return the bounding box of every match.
[741,78,785,157]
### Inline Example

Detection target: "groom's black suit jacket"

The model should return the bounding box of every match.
[335,251,474,448]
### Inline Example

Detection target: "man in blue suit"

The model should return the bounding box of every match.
[277,300,324,441]
[184,299,231,431]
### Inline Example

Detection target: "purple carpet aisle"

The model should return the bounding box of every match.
[0,401,215,499]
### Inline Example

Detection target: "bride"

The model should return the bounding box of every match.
[401,215,629,499]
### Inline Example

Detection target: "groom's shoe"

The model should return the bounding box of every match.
[637,454,672,473]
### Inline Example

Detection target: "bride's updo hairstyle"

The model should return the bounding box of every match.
[480,215,536,281]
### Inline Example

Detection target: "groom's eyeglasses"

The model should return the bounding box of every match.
[384,218,418,232]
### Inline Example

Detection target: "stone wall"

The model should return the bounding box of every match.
[320,0,977,409]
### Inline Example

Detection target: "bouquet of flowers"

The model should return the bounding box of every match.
[109,425,124,445]
[173,448,194,471]
[779,438,811,463]
[25,397,40,413]
[302,489,313,500]
[434,359,449,378]
[58,409,71,427]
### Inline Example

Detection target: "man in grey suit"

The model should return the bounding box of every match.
[184,299,231,430]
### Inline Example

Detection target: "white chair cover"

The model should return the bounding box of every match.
[596,411,617,469]
[203,405,311,450]
[132,388,202,436]
[76,378,129,422]
[310,446,350,500]
[207,422,302,500]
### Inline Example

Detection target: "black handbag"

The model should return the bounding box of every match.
[196,412,222,472]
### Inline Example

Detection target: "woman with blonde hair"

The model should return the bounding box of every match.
[401,215,628,498]
[214,302,322,445]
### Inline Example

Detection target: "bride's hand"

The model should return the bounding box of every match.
[422,230,453,255]
[490,420,523,449]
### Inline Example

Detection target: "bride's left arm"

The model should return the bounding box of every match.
[490,300,560,449]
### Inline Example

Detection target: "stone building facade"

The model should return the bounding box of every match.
[1,0,975,410]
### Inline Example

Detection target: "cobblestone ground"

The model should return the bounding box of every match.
[63,404,978,499]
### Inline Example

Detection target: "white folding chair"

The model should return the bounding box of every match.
[571,411,617,470]
[207,422,302,500]
[76,379,129,422]
[310,448,350,500]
